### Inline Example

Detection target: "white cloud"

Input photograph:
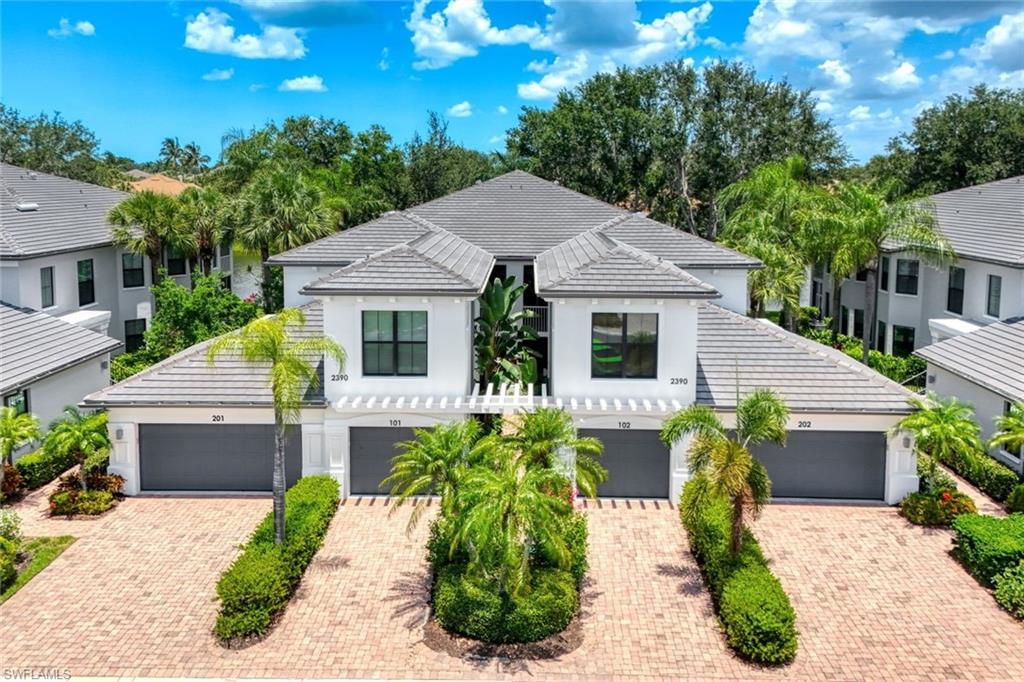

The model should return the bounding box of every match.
[818,59,851,87]
[704,36,727,50]
[496,105,508,114]
[961,10,1024,72]
[876,60,922,91]
[936,49,955,60]
[406,0,541,70]
[185,8,306,60]
[488,134,504,144]
[849,105,872,121]
[249,83,267,92]
[446,100,473,117]
[278,75,327,92]
[202,67,235,81]
[379,47,390,71]
[48,18,95,38]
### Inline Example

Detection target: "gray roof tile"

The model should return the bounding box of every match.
[0,302,122,393]
[916,317,1024,402]
[264,211,427,267]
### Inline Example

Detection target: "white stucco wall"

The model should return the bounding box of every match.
[15,355,113,443]
[283,265,327,308]
[686,268,748,314]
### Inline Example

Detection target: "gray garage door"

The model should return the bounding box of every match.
[580,429,670,499]
[139,424,302,492]
[752,431,886,500]
[350,426,416,495]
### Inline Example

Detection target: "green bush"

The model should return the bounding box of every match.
[0,537,17,591]
[13,448,75,489]
[83,449,110,476]
[110,351,156,382]
[900,490,977,527]
[426,515,469,573]
[951,514,1024,586]
[942,450,1020,502]
[0,510,22,543]
[530,510,588,585]
[213,475,339,642]
[48,490,113,516]
[1006,485,1024,514]
[917,457,958,493]
[680,482,798,664]
[433,564,578,644]
[993,560,1024,620]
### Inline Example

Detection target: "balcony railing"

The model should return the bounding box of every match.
[523,305,549,334]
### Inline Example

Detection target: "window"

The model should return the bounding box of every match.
[362,311,427,376]
[824,292,830,317]
[880,257,890,292]
[892,325,915,357]
[841,305,849,335]
[40,266,54,308]
[220,242,232,258]
[3,389,28,415]
[987,275,1002,318]
[877,321,887,352]
[895,259,919,295]
[77,259,95,306]
[853,309,864,339]
[591,313,658,379]
[125,318,146,353]
[1002,402,1021,460]
[165,248,187,276]
[122,253,144,288]
[946,266,965,315]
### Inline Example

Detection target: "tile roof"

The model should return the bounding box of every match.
[0,302,122,393]
[603,214,761,269]
[0,163,127,259]
[82,304,325,408]
[916,317,1024,402]
[696,304,914,414]
[301,224,494,296]
[128,173,198,197]
[535,229,719,299]
[266,211,427,266]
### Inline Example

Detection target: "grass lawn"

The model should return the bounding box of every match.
[1,536,76,604]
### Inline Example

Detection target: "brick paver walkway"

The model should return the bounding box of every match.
[1,496,1021,680]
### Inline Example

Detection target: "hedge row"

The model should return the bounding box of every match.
[994,560,1024,620]
[214,476,340,641]
[940,450,1020,503]
[951,514,1024,587]
[13,449,77,489]
[681,482,797,665]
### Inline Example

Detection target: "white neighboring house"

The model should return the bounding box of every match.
[916,317,1024,475]
[84,171,919,504]
[0,302,121,450]
[808,176,1023,354]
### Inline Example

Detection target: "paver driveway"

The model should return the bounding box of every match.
[1,496,1021,680]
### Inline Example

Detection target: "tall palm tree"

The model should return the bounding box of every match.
[234,166,334,310]
[474,276,538,387]
[892,393,983,493]
[662,389,789,555]
[45,407,109,491]
[108,190,195,288]
[507,408,606,498]
[207,308,345,544]
[181,142,209,176]
[177,186,228,276]
[990,401,1024,457]
[159,137,182,173]
[0,407,40,492]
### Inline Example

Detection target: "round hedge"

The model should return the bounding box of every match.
[433,565,578,643]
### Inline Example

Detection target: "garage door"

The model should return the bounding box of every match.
[350,426,416,495]
[139,424,302,492]
[579,429,670,498]
[752,431,885,500]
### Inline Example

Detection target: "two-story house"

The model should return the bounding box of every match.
[809,176,1023,354]
[84,172,919,504]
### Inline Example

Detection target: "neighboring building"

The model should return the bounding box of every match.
[809,176,1023,354]
[1,302,121,442]
[125,169,152,180]
[85,172,918,504]
[128,173,198,197]
[917,317,1024,475]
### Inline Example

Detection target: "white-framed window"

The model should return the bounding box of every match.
[78,258,95,306]
[895,259,919,295]
[879,256,890,292]
[3,389,29,415]
[946,266,964,315]
[362,310,428,376]
[40,266,55,308]
[987,275,1002,318]
[122,253,145,288]
[591,312,658,379]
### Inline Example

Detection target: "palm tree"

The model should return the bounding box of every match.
[507,408,607,498]
[207,308,345,544]
[177,186,228,276]
[234,166,334,310]
[474,276,538,387]
[159,137,182,173]
[892,393,983,493]
[181,142,209,176]
[450,444,574,598]
[662,388,789,555]
[990,401,1024,457]
[108,190,195,288]
[45,407,109,491]
[0,407,40,492]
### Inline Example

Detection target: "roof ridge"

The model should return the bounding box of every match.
[607,237,718,293]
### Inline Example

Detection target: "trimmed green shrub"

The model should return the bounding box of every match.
[917,457,958,493]
[1006,485,1024,514]
[993,560,1024,620]
[0,537,17,591]
[433,565,505,641]
[213,475,340,642]
[427,515,469,573]
[942,450,1020,502]
[504,568,578,642]
[900,490,977,527]
[48,490,113,516]
[0,510,22,543]
[680,482,798,665]
[951,514,1024,586]
[83,449,110,476]
[530,510,588,585]
[13,448,75,489]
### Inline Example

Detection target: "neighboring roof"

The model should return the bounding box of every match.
[696,305,914,414]
[82,304,325,408]
[301,225,494,296]
[535,229,719,299]
[268,171,759,269]
[0,302,122,394]
[128,173,198,197]
[884,175,1024,268]
[0,163,127,260]
[125,169,152,180]
[916,317,1024,403]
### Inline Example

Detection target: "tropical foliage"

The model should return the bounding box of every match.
[474,276,538,387]
[43,407,110,492]
[0,407,40,495]
[991,402,1024,457]
[108,190,193,288]
[892,394,984,494]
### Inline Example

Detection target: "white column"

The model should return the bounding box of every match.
[107,421,139,495]
[301,422,326,478]
[884,429,918,505]
[324,422,349,498]
[669,433,692,502]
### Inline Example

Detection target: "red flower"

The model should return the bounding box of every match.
[941,491,952,502]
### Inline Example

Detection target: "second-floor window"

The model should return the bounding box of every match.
[166,248,187,276]
[892,325,915,357]
[122,253,144,288]
[947,266,965,315]
[591,312,658,379]
[895,259,919,295]
[78,259,95,306]
[40,266,54,308]
[987,275,1002,318]
[880,257,890,292]
[125,318,146,353]
[362,310,427,376]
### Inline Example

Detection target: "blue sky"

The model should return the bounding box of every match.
[3,1,1022,163]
